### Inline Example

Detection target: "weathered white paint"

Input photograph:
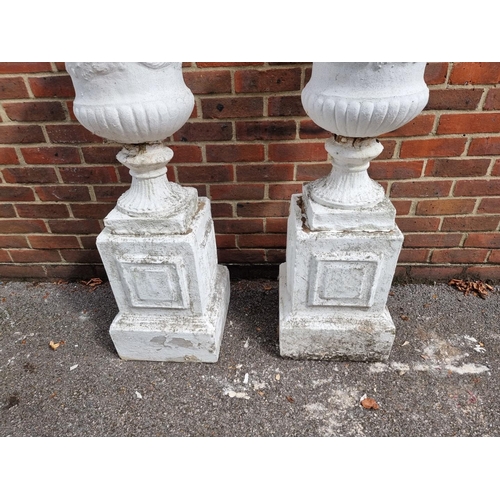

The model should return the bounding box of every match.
[280,62,429,361]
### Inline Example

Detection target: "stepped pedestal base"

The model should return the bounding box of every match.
[97,197,229,362]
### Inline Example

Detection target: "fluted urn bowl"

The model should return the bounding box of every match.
[301,62,429,138]
[65,62,194,144]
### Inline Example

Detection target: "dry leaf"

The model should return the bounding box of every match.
[449,279,494,299]
[80,277,103,288]
[257,391,265,396]
[286,396,295,403]
[361,397,379,410]
[49,341,60,350]
[400,315,409,321]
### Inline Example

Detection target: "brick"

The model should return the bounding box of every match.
[466,266,500,281]
[426,88,482,110]
[44,264,106,280]
[29,235,80,249]
[0,250,12,262]
[4,102,66,122]
[493,160,500,176]
[441,216,500,232]
[0,265,47,279]
[396,217,441,232]
[177,165,233,183]
[206,144,264,163]
[201,97,263,119]
[3,166,58,184]
[464,233,500,248]
[391,180,452,198]
[416,199,476,215]
[196,63,264,67]
[235,68,301,93]
[16,204,70,218]
[268,96,306,117]
[0,125,45,144]
[93,185,128,202]
[378,140,396,160]
[431,249,488,264]
[237,201,289,217]
[266,218,287,233]
[424,62,448,85]
[215,234,236,248]
[403,233,462,248]
[46,125,103,143]
[22,147,81,164]
[79,236,97,249]
[237,163,294,182]
[9,249,61,263]
[268,142,327,162]
[266,249,286,263]
[484,88,500,110]
[392,200,412,216]
[81,146,121,164]
[0,77,29,99]
[478,198,500,213]
[383,115,435,137]
[0,62,52,73]
[0,219,47,233]
[409,266,465,282]
[169,145,203,163]
[28,75,75,97]
[217,249,265,263]
[469,137,500,156]
[59,166,118,184]
[0,235,28,248]
[400,138,466,158]
[299,120,330,139]
[450,63,500,85]
[296,163,331,181]
[214,219,263,234]
[425,158,490,177]
[454,179,500,197]
[0,204,16,217]
[488,250,500,263]
[35,186,91,202]
[70,203,114,219]
[48,219,102,234]
[60,249,102,263]
[236,120,296,141]
[0,186,35,201]
[238,234,287,248]
[370,160,423,180]
[183,70,231,94]
[0,148,19,165]
[173,122,232,142]
[437,113,500,134]
[269,183,302,199]
[210,184,264,200]
[398,249,430,263]
[211,203,233,218]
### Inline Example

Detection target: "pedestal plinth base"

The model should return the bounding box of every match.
[110,266,229,362]
[97,197,229,362]
[279,264,395,361]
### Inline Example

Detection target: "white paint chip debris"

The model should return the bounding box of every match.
[445,363,490,375]
[464,336,477,343]
[69,364,78,371]
[243,373,249,384]
[474,345,486,353]
[244,338,249,349]
[227,391,250,400]
[135,391,143,399]
[369,363,389,373]
[401,341,409,347]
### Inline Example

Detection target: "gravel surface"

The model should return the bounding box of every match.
[1,278,499,437]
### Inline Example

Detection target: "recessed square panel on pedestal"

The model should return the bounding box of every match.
[309,252,380,308]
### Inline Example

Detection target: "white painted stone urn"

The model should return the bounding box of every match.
[66,62,230,363]
[66,62,197,223]
[279,62,429,362]
[301,62,429,213]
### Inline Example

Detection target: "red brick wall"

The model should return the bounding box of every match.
[0,62,499,281]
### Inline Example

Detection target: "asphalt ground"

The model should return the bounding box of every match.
[1,276,498,496]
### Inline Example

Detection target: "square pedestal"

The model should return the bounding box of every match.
[97,197,230,362]
[279,194,403,361]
